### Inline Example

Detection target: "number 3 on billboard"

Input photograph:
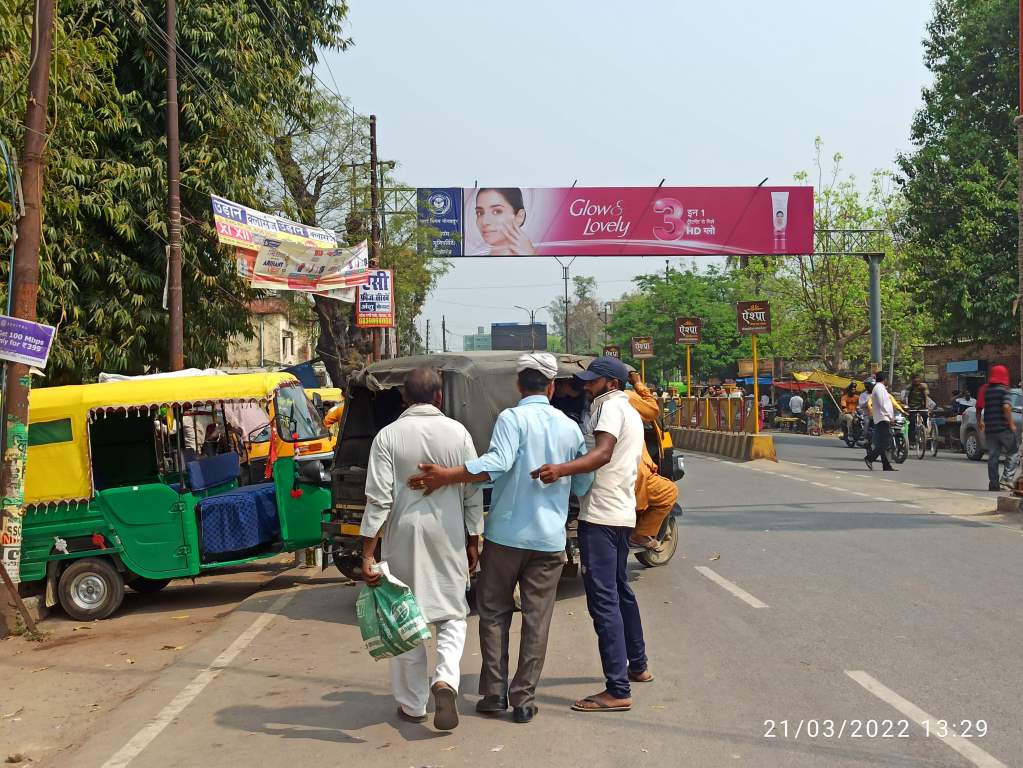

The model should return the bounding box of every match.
[653,197,685,241]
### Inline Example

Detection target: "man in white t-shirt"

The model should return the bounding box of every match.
[533,355,649,715]
[865,371,896,471]
[788,393,804,415]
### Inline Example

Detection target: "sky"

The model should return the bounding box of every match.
[321,0,935,350]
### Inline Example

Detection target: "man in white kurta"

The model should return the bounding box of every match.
[360,367,483,730]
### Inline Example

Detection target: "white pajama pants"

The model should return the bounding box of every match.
[390,618,467,717]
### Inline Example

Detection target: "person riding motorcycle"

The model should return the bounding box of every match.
[840,383,859,440]
[625,367,679,551]
[906,373,930,447]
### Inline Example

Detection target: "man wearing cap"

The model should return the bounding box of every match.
[409,353,592,724]
[533,355,650,714]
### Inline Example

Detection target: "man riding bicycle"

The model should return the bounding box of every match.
[906,373,930,446]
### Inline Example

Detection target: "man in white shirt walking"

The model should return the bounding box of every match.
[788,392,804,416]
[533,356,650,714]
[864,371,897,471]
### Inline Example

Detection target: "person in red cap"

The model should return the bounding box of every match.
[978,364,1017,491]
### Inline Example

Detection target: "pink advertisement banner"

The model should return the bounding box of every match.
[455,186,813,257]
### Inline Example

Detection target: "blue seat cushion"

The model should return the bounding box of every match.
[187,452,240,491]
[197,483,279,556]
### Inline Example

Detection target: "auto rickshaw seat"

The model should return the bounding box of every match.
[186,452,240,492]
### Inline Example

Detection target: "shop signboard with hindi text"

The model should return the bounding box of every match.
[603,345,621,359]
[674,317,702,345]
[739,358,775,377]
[356,270,396,328]
[631,337,655,359]
[736,301,771,334]
[416,186,813,257]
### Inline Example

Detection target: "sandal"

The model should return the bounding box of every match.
[571,693,632,713]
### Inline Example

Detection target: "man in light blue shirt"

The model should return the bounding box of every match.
[409,352,591,724]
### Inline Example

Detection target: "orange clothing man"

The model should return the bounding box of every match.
[625,371,679,550]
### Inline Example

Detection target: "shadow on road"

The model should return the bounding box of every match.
[682,507,990,532]
[216,689,449,743]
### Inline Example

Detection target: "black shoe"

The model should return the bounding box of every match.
[883,466,898,472]
[989,483,1000,491]
[475,695,508,714]
[396,707,427,724]
[513,705,538,723]
[863,457,873,470]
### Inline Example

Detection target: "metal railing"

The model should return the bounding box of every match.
[665,396,758,433]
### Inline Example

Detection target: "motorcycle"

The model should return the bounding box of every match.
[844,413,871,449]
[887,413,909,464]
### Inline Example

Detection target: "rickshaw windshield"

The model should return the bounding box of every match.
[275,384,329,442]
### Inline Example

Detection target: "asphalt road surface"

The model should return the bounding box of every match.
[53,439,1022,768]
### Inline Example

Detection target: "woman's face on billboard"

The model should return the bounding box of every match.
[475,190,525,247]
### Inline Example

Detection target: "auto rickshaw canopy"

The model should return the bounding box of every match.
[24,372,300,506]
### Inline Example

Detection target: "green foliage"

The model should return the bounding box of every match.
[547,275,606,354]
[897,0,1019,343]
[0,0,351,383]
[607,266,750,382]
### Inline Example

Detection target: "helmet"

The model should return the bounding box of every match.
[864,378,876,392]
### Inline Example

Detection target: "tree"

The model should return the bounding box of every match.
[897,0,1018,344]
[0,0,352,383]
[607,266,750,383]
[548,276,606,354]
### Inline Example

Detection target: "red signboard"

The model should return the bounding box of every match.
[631,337,655,359]
[603,345,621,359]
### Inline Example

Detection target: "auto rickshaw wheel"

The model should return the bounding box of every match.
[332,551,363,579]
[127,576,171,594]
[635,515,680,568]
[58,558,125,621]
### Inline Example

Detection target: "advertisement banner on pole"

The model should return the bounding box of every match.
[417,188,463,257]
[631,337,655,359]
[603,345,621,359]
[736,301,772,334]
[211,195,370,299]
[356,269,396,328]
[674,317,702,345]
[415,186,812,257]
[0,315,55,368]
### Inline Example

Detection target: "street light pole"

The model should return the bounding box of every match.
[514,305,545,351]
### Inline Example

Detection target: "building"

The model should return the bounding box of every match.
[922,341,1021,404]
[226,298,316,369]
[491,322,548,351]
[463,326,492,352]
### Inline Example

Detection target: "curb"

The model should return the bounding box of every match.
[669,428,777,463]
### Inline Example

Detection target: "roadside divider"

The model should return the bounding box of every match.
[670,427,776,462]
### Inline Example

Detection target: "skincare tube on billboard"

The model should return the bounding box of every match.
[771,191,789,252]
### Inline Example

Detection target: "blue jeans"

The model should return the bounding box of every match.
[578,520,648,699]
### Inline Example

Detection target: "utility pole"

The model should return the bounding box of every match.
[165,0,184,370]
[0,0,55,631]
[442,316,448,352]
[1017,0,1023,391]
[369,115,382,363]
[425,318,430,354]
[515,305,544,351]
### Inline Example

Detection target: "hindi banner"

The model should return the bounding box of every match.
[356,269,396,328]
[736,301,772,334]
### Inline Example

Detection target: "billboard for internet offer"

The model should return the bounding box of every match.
[417,186,813,257]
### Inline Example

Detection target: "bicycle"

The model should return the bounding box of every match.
[910,409,939,459]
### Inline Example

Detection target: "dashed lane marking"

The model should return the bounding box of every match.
[694,566,769,609]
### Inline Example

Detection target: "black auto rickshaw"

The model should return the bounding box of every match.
[322,352,684,578]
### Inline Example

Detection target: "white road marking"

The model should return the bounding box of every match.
[694,566,769,609]
[874,497,894,503]
[845,671,1007,768]
[101,590,296,768]
[849,491,871,497]
[809,481,830,488]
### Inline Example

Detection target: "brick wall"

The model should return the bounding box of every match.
[922,341,1021,404]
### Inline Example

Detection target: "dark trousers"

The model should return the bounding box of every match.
[866,420,893,470]
[986,430,1017,487]
[578,520,648,700]
[477,539,565,708]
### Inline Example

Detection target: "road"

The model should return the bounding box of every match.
[23,436,1023,768]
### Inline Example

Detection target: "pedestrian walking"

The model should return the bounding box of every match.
[864,371,897,472]
[360,367,484,731]
[408,353,592,724]
[533,355,650,714]
[978,364,1017,491]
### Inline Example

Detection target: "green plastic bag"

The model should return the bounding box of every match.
[356,561,432,660]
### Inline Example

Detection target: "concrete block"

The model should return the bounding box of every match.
[1,594,48,638]
[749,434,778,462]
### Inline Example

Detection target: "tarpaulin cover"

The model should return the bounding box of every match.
[773,381,825,392]
[792,370,865,392]
[340,352,593,458]
[198,483,279,556]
